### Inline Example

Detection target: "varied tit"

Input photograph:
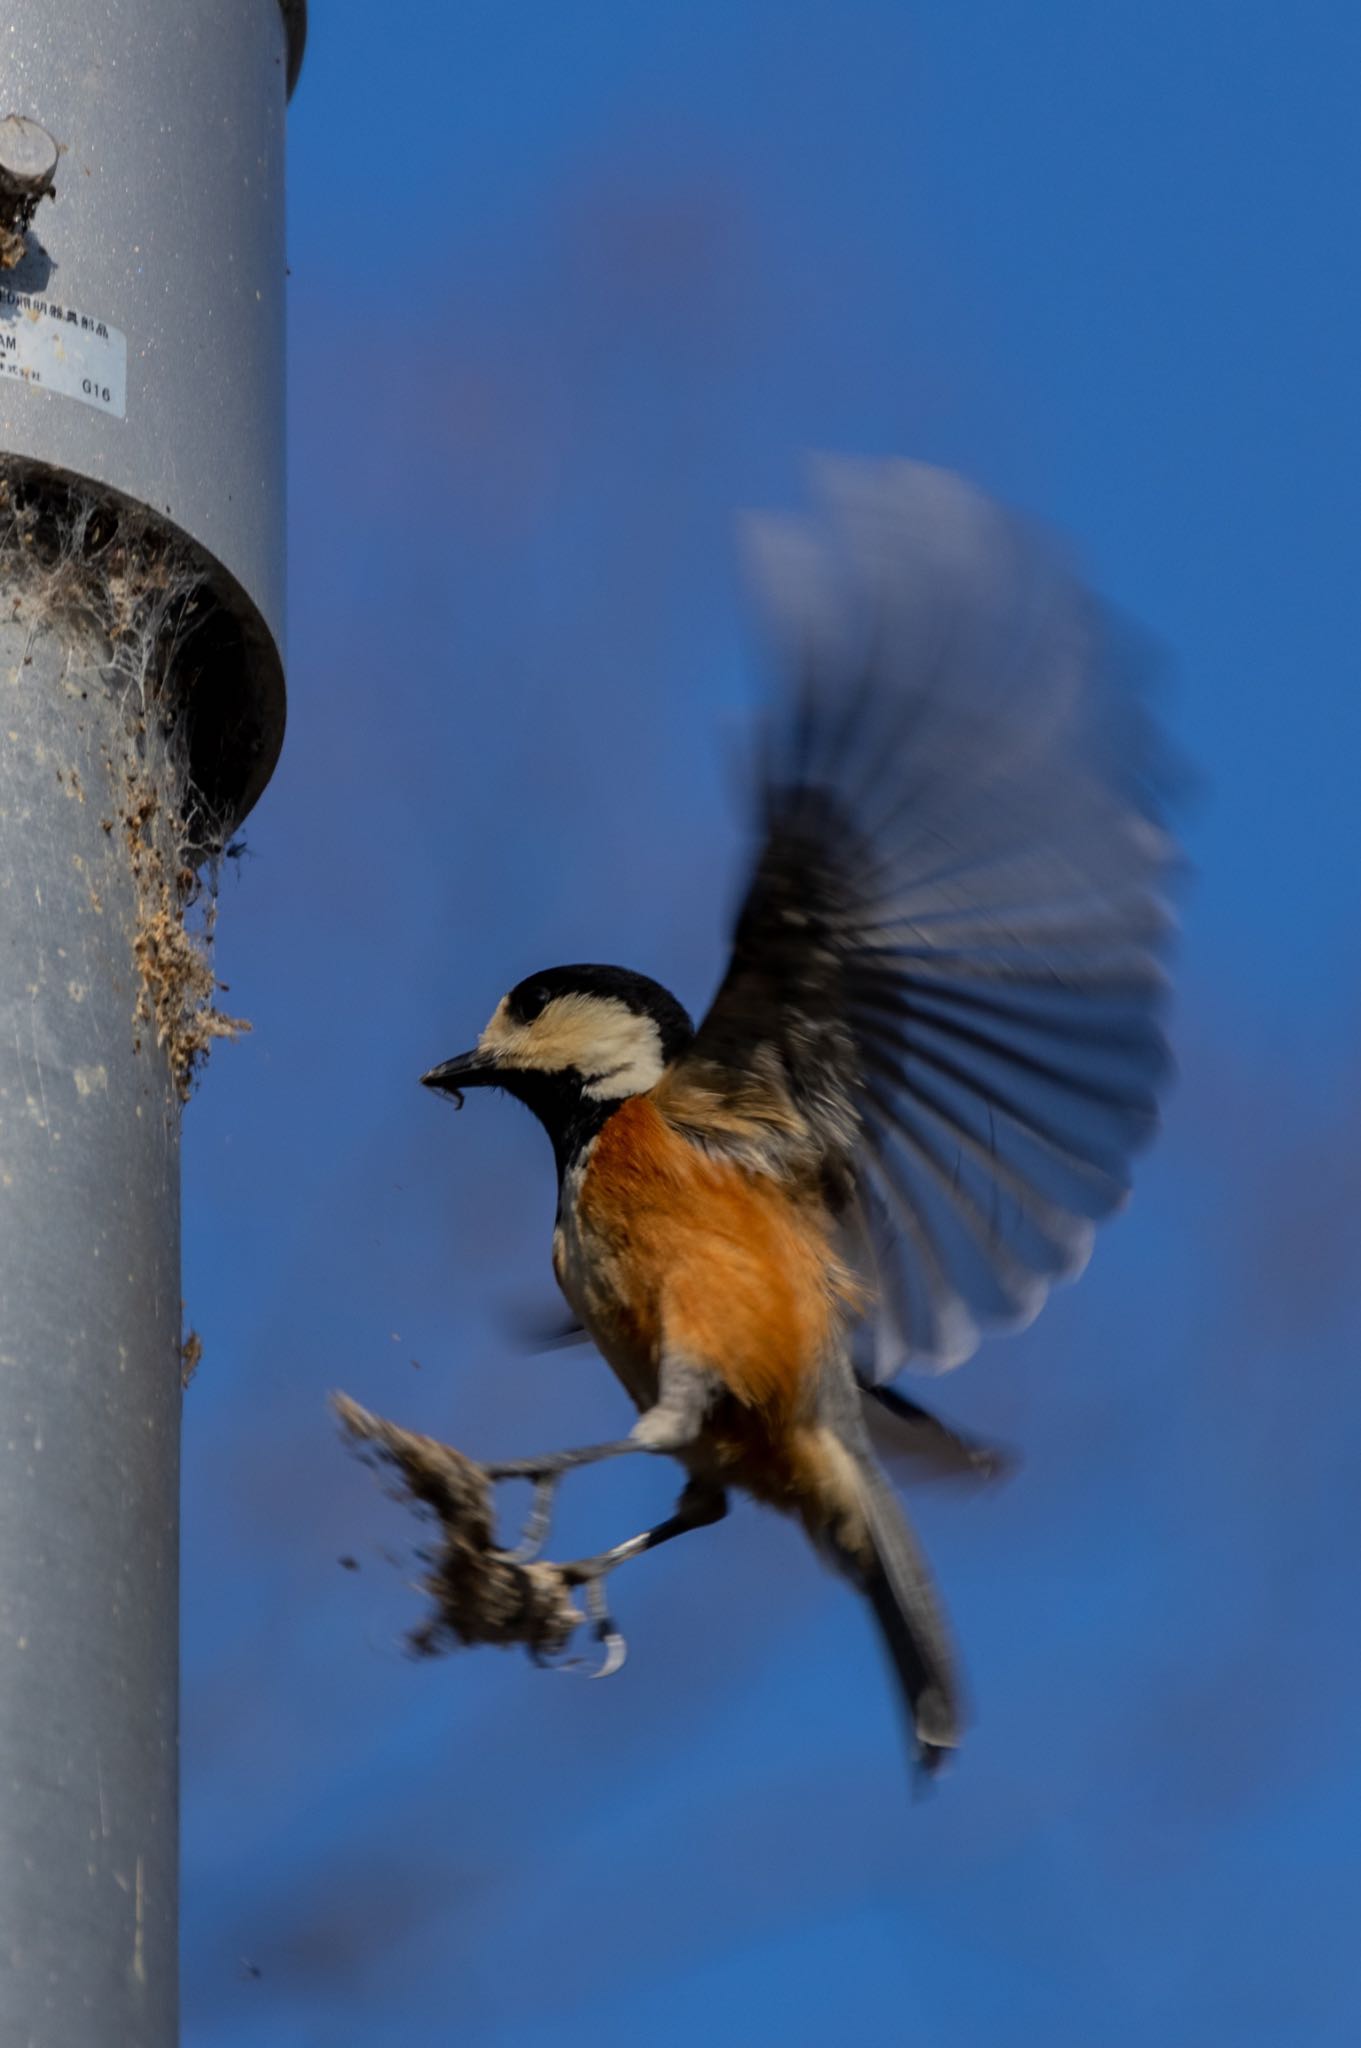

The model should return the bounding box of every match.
[422,461,1177,1774]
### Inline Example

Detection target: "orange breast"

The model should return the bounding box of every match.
[575,1094,846,1423]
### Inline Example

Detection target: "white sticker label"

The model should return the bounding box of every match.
[0,286,127,419]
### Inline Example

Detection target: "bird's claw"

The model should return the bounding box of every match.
[581,1577,628,1678]
[465,1441,711,1676]
[477,1457,631,1669]
[499,1471,560,1561]
[544,1575,628,1679]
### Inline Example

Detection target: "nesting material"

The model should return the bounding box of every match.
[123,783,248,1099]
[180,1330,204,1389]
[1,468,248,1098]
[332,1395,586,1661]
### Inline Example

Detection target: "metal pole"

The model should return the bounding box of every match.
[0,5,303,2042]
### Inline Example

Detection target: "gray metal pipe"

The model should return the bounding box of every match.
[0,595,183,2041]
[1,0,303,814]
[0,2,303,2039]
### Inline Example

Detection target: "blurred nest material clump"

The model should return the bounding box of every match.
[0,465,248,1098]
[332,1395,585,1661]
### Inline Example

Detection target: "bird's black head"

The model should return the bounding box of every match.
[421,964,694,1172]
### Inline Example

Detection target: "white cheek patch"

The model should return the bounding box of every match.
[477,997,515,1060]
[479,993,666,1100]
[580,1010,666,1100]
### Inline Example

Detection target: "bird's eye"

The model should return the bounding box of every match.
[514,982,554,1023]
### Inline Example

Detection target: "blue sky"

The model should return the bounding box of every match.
[181,4,1361,2042]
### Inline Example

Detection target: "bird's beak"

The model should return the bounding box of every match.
[420,1048,497,1097]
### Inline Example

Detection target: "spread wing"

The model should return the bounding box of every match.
[659,460,1179,1375]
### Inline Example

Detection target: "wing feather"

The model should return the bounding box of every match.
[661,461,1179,1375]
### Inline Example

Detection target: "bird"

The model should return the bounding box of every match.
[420,460,1178,1773]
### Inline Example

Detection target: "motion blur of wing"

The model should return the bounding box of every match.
[686,460,1180,1377]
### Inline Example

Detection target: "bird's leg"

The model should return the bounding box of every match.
[489,1355,722,1556]
[491,1358,720,1481]
[568,1477,729,1579]
[556,1480,729,1677]
[628,1354,722,1452]
[485,1439,641,1561]
[485,1438,642,1485]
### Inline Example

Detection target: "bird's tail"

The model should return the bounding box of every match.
[829,1446,962,1775]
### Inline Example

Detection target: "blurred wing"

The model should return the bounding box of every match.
[667,460,1179,1375]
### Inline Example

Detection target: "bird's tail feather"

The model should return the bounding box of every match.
[833,1450,962,1773]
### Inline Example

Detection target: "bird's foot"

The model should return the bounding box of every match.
[484,1438,639,1558]
[334,1395,723,1676]
[530,1480,729,1679]
[497,1471,560,1562]
[541,1571,628,1679]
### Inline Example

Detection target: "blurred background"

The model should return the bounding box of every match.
[182,4,1361,2042]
